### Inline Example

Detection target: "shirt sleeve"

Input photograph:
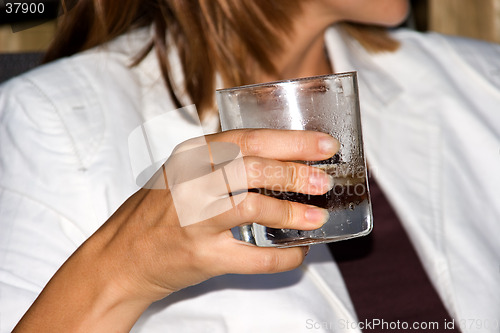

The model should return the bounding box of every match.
[0,75,88,332]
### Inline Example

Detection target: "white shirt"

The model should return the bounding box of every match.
[0,26,499,333]
[326,28,500,332]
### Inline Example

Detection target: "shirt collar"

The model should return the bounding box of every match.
[325,25,403,107]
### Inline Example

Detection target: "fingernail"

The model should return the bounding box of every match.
[304,246,311,257]
[318,137,339,155]
[305,207,329,225]
[309,172,334,192]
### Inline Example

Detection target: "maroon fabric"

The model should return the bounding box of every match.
[328,178,460,332]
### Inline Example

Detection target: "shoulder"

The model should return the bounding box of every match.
[0,29,158,234]
[386,29,500,86]
[0,26,153,113]
[0,53,116,160]
[391,27,500,56]
[0,28,156,192]
[0,27,156,154]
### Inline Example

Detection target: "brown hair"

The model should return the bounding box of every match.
[44,0,398,119]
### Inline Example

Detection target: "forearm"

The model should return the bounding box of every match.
[13,236,158,333]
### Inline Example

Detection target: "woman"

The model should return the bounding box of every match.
[1,0,499,332]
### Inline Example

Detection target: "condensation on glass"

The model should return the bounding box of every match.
[216,72,373,247]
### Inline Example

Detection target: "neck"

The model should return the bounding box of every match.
[279,30,333,80]
[260,7,336,82]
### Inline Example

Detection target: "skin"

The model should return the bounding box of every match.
[14,1,410,331]
[267,0,410,81]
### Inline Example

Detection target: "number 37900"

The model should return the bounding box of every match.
[6,2,45,14]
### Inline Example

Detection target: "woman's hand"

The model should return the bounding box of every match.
[14,129,339,332]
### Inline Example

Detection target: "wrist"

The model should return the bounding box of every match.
[67,232,166,331]
[15,233,165,332]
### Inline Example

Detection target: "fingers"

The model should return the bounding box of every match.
[217,241,309,275]
[215,192,329,231]
[180,156,333,231]
[244,157,333,195]
[202,157,333,232]
[207,129,339,161]
[207,155,334,196]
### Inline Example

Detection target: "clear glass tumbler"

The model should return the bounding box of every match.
[216,72,373,247]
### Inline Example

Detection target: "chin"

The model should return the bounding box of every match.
[379,0,411,27]
[384,10,410,26]
[349,0,411,28]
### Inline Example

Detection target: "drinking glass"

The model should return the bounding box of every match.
[216,72,373,247]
